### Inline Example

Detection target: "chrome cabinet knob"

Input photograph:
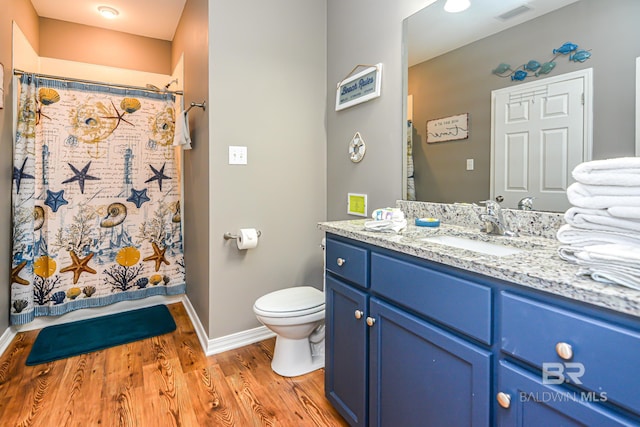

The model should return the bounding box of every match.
[354,310,363,319]
[496,392,511,409]
[336,258,346,266]
[556,342,573,360]
[366,317,376,327]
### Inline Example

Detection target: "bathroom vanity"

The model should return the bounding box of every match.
[319,219,640,426]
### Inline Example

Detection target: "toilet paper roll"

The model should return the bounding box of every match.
[237,228,259,250]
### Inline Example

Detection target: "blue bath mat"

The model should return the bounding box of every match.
[26,304,176,366]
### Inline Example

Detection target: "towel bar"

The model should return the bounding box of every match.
[185,101,206,113]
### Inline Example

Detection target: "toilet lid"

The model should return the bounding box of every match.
[254,286,324,314]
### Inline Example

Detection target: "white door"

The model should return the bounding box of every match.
[491,69,592,212]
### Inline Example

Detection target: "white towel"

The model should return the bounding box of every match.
[575,243,640,264]
[566,182,640,209]
[572,157,640,186]
[364,218,407,233]
[565,207,640,233]
[608,206,640,220]
[585,269,640,291]
[559,245,640,269]
[172,110,192,150]
[558,245,579,263]
[556,224,640,247]
[559,244,640,291]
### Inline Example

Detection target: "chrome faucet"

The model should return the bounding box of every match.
[477,200,518,237]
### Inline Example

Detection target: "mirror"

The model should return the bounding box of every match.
[404,0,640,212]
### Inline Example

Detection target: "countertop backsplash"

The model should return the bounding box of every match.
[396,200,565,240]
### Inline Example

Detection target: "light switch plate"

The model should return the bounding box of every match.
[466,158,474,171]
[229,146,247,165]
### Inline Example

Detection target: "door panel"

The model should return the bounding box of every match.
[325,275,368,426]
[541,128,568,191]
[505,133,528,191]
[369,298,491,427]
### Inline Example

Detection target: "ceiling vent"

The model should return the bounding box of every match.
[497,5,532,21]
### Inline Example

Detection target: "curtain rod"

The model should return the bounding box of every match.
[13,68,184,96]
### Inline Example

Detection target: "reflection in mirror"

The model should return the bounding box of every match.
[404,0,640,212]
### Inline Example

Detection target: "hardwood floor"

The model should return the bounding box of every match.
[0,303,348,426]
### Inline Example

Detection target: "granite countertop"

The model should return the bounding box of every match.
[319,219,640,319]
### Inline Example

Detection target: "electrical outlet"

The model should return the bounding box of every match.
[229,146,248,165]
[466,158,474,171]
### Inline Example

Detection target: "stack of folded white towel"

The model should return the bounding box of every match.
[557,157,640,290]
[364,208,407,233]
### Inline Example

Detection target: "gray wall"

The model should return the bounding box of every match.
[326,0,434,220]
[409,0,640,204]
[173,0,211,335]
[208,0,327,338]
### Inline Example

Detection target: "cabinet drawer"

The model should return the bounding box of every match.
[501,292,640,415]
[326,238,368,288]
[371,252,492,344]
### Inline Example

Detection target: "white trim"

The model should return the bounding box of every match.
[179,295,209,353]
[206,325,275,356]
[0,327,17,357]
[636,57,640,156]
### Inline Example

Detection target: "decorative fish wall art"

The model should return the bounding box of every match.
[492,42,592,82]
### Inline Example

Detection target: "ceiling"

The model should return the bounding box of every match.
[407,0,580,66]
[30,0,187,41]
[30,0,580,55]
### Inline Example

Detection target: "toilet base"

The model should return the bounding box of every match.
[271,335,325,377]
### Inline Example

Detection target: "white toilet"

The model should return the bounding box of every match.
[253,286,325,377]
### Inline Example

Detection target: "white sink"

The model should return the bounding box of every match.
[421,235,524,257]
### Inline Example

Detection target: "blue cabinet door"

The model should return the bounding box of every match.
[325,275,368,426]
[368,298,491,427]
[497,361,634,427]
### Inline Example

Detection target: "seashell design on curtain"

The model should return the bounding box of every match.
[10,74,186,325]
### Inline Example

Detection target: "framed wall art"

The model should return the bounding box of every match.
[336,63,383,111]
[426,113,469,143]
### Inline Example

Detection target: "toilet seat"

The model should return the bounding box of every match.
[254,286,324,318]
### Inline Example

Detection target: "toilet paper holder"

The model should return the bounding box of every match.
[223,230,262,240]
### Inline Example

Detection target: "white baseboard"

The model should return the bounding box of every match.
[179,295,210,353]
[206,326,275,356]
[0,327,17,358]
[179,296,275,356]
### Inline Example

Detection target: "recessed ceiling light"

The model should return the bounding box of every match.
[98,6,119,19]
[444,0,470,13]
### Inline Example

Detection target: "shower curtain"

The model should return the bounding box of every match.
[11,74,186,325]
